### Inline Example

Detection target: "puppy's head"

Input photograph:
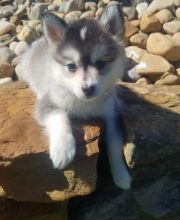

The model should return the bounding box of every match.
[42,5,125,100]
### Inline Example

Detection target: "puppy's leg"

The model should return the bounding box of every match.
[105,115,131,189]
[44,111,76,169]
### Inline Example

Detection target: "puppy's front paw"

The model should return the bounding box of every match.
[50,134,76,169]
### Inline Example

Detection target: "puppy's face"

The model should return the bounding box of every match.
[43,5,125,100]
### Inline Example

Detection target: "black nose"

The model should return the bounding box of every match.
[82,85,95,97]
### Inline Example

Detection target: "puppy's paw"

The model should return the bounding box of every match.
[112,169,132,190]
[50,134,76,169]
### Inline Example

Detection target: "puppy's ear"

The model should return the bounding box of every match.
[42,12,67,45]
[98,4,124,40]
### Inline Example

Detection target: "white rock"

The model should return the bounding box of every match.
[136,2,149,19]
[0,77,12,85]
[0,20,14,36]
[15,41,29,56]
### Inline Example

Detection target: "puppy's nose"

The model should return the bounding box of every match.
[82,85,95,97]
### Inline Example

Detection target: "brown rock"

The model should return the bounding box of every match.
[140,12,161,33]
[0,82,100,202]
[0,20,14,36]
[147,33,180,61]
[136,53,172,75]
[124,20,138,39]
[155,72,180,85]
[17,25,36,42]
[155,9,173,24]
[135,77,151,85]
[129,32,148,49]
[130,19,140,28]
[0,61,13,79]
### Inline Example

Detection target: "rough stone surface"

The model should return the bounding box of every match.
[17,25,36,42]
[0,82,100,202]
[176,7,180,19]
[147,32,180,61]
[69,82,180,220]
[124,20,138,39]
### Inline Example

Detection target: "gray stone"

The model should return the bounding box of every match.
[133,177,180,218]
[59,0,85,13]
[65,11,82,23]
[0,5,15,17]
[29,3,49,20]
[85,2,97,12]
[0,47,15,63]
[9,41,18,51]
[136,2,148,19]
[80,10,95,19]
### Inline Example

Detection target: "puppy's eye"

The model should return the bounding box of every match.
[95,60,106,70]
[67,63,77,72]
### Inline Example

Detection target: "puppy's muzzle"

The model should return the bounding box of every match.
[82,85,95,97]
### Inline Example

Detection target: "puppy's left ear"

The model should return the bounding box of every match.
[41,12,67,46]
[98,4,124,40]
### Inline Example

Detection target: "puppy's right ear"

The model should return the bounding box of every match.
[42,12,67,46]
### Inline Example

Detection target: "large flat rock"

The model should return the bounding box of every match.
[0,81,100,202]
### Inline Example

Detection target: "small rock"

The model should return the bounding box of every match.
[176,68,180,76]
[29,3,49,20]
[0,61,13,78]
[97,0,105,8]
[102,0,110,4]
[17,25,36,42]
[123,6,136,20]
[124,20,138,39]
[27,20,40,30]
[0,20,14,36]
[146,0,174,14]
[0,34,11,43]
[0,47,15,63]
[163,21,180,35]
[65,11,82,23]
[95,7,104,17]
[174,0,180,7]
[176,7,180,19]
[155,72,180,85]
[130,32,148,49]
[130,19,140,28]
[147,33,180,62]
[125,46,148,63]
[136,2,148,19]
[35,24,43,36]
[14,41,29,56]
[0,77,12,85]
[85,2,97,12]
[14,4,27,17]
[136,53,172,75]
[80,10,95,19]
[59,0,85,13]
[136,77,151,85]
[0,5,15,17]
[9,41,18,51]
[16,24,23,34]
[140,12,161,33]
[155,9,173,24]
[10,15,21,25]
[47,3,59,11]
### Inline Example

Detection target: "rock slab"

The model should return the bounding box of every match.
[0,82,100,202]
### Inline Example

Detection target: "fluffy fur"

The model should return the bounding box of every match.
[19,4,131,189]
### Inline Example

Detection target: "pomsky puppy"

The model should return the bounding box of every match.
[19,4,131,189]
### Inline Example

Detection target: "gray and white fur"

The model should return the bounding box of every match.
[19,4,131,189]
